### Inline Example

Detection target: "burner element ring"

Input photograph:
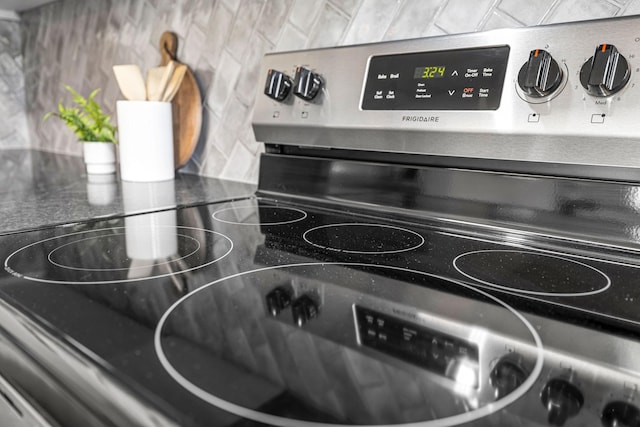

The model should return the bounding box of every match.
[212,205,307,226]
[303,223,425,254]
[453,250,611,297]
[4,226,233,285]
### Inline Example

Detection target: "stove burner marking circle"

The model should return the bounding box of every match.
[4,226,233,285]
[213,206,307,226]
[303,223,425,254]
[154,262,544,427]
[453,250,611,297]
[47,232,201,271]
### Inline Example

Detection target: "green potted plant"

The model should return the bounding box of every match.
[44,85,118,174]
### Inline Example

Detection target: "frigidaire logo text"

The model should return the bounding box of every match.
[402,115,440,123]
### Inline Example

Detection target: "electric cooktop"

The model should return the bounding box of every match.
[1,197,640,427]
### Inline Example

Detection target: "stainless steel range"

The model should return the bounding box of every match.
[2,16,640,427]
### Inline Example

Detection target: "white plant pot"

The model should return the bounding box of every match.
[83,142,117,175]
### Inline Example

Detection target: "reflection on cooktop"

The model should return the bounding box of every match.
[2,199,640,427]
[155,262,542,426]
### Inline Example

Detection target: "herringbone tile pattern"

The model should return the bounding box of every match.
[4,0,639,183]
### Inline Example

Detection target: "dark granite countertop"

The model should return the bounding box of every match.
[0,149,256,235]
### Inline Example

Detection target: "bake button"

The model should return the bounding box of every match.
[591,113,605,124]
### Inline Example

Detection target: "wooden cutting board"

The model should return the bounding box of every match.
[159,31,202,168]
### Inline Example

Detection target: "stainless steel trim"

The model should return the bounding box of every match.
[0,298,181,427]
[0,374,53,427]
[257,153,640,251]
[253,16,640,173]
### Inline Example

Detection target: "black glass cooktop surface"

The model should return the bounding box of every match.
[1,197,640,426]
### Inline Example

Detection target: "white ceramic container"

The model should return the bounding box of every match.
[116,100,174,182]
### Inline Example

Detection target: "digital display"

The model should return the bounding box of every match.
[414,66,446,79]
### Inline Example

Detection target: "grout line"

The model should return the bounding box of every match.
[476,0,503,31]
[538,0,562,24]
[378,0,406,42]
[488,7,527,28]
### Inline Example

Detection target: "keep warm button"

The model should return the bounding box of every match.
[462,87,474,98]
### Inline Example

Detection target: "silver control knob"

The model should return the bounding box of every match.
[293,67,323,101]
[264,69,292,102]
[580,44,630,97]
[517,49,563,97]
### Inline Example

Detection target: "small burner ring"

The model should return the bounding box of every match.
[48,232,201,272]
[303,223,425,254]
[4,226,233,285]
[212,206,307,226]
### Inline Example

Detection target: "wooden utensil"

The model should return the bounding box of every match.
[112,65,147,101]
[161,64,187,102]
[146,61,175,102]
[159,31,202,168]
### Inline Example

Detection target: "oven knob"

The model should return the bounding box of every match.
[264,69,292,101]
[580,44,630,97]
[291,294,318,327]
[602,401,640,427]
[265,286,292,317]
[540,378,584,426]
[517,49,563,97]
[489,354,529,399]
[293,66,323,101]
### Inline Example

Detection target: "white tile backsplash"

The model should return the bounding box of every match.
[342,0,403,45]
[497,0,557,25]
[0,20,28,149]
[383,0,444,41]
[308,3,350,48]
[435,0,495,33]
[8,0,640,182]
[544,0,620,23]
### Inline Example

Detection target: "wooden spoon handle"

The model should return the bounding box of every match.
[160,31,178,65]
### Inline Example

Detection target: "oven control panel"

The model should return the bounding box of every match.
[253,16,640,175]
[361,46,510,111]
